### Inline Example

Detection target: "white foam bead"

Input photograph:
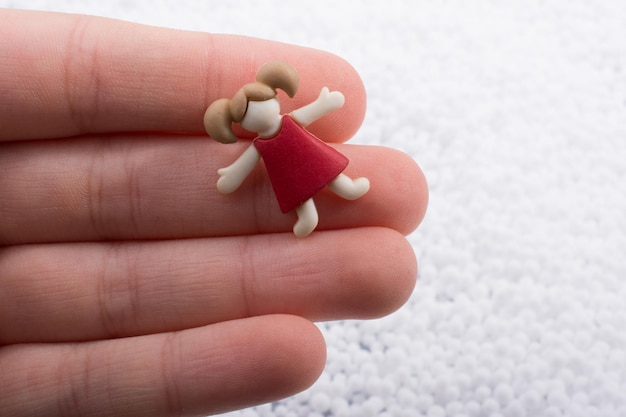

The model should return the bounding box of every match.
[360,362,379,378]
[525,322,545,343]
[501,400,526,417]
[240,409,261,417]
[471,368,492,389]
[464,401,482,417]
[271,405,289,417]
[525,359,551,381]
[443,385,462,403]
[481,399,501,415]
[360,395,385,417]
[544,405,564,417]
[329,373,349,395]
[383,347,407,369]
[483,316,507,339]
[415,394,435,413]
[589,387,610,405]
[493,383,515,405]
[600,404,620,417]
[397,387,417,407]
[426,405,446,417]
[362,377,386,396]
[564,404,588,417]
[457,340,480,360]
[393,365,414,387]
[571,391,589,406]
[308,392,331,414]
[453,373,473,392]
[386,404,414,417]
[446,401,464,416]
[475,385,492,402]
[449,316,468,338]
[426,355,447,376]
[491,368,513,387]
[330,398,350,417]
[346,373,366,394]
[417,370,437,394]
[520,389,542,413]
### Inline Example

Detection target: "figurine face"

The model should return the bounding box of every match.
[240,98,281,137]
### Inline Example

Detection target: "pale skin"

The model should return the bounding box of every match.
[0,9,428,417]
[217,88,370,237]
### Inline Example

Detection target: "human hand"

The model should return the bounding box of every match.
[0,9,428,417]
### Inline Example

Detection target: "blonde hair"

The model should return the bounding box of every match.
[204,61,300,144]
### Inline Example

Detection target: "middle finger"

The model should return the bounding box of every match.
[0,135,426,244]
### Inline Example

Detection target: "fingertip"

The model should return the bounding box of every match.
[333,228,418,320]
[268,315,328,393]
[255,314,327,386]
[292,52,367,143]
[376,147,429,234]
[325,146,429,235]
[401,150,429,233]
[195,314,327,415]
[374,231,417,318]
[373,231,418,317]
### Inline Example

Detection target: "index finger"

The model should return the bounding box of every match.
[0,9,366,142]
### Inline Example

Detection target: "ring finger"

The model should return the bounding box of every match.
[0,227,417,344]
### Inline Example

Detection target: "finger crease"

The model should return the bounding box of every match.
[86,149,107,238]
[236,238,258,318]
[55,345,90,417]
[62,15,102,135]
[124,157,143,237]
[97,244,143,338]
[159,332,184,416]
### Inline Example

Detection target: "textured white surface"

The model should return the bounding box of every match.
[5,1,626,416]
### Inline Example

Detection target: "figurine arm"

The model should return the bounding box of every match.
[217,144,261,194]
[289,87,345,127]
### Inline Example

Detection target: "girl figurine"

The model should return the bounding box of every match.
[204,61,369,237]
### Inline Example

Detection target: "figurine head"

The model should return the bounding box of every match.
[204,61,300,144]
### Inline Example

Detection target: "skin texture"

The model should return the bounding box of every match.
[0,9,429,417]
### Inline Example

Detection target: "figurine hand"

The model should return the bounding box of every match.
[216,166,242,193]
[0,9,427,417]
[317,86,345,110]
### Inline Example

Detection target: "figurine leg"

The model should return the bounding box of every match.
[328,174,370,200]
[293,198,319,237]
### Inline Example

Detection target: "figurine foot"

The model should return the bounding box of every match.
[294,199,319,237]
[328,174,370,200]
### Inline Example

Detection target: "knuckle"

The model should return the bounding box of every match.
[96,244,144,338]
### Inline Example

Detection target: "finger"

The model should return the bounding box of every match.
[0,315,326,417]
[0,228,416,344]
[0,136,428,245]
[0,9,365,142]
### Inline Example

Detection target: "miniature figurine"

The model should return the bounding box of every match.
[204,61,369,237]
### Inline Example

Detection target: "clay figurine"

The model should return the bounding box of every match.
[204,61,369,237]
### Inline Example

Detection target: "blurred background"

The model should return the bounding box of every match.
[4,1,626,416]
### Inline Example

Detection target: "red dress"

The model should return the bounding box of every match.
[253,115,349,213]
